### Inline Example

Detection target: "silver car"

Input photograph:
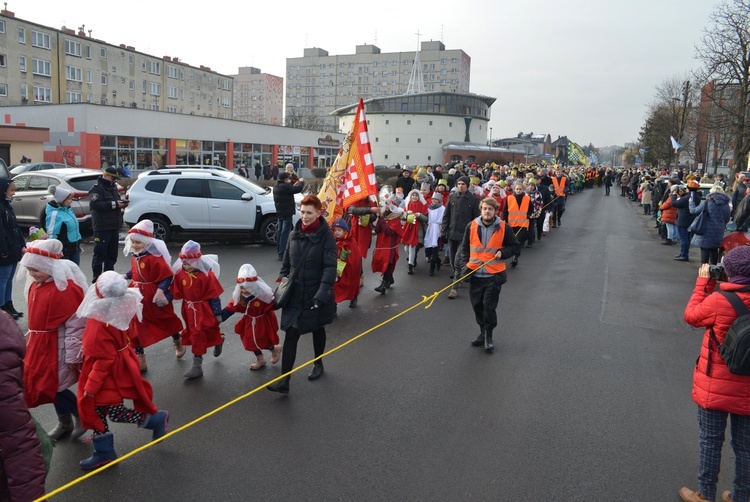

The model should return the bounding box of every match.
[11,168,119,229]
[10,161,70,178]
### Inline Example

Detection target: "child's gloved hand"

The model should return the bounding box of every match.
[153,289,168,307]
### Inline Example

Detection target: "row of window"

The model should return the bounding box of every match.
[375,137,444,144]
[289,67,459,81]
[287,57,460,72]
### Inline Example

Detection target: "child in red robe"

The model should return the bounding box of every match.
[170,240,224,379]
[331,218,362,308]
[403,189,428,275]
[372,201,404,294]
[75,271,168,470]
[123,219,185,372]
[220,264,280,370]
[18,238,88,441]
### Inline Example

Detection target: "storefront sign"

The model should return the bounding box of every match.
[318,135,340,148]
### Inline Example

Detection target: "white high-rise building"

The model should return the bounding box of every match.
[230,67,284,126]
[285,41,471,132]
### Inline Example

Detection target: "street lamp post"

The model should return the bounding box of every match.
[488,127,492,160]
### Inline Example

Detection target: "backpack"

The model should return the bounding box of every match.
[708,290,750,375]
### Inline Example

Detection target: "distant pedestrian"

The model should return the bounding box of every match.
[89,166,125,283]
[254,162,262,180]
[273,172,305,261]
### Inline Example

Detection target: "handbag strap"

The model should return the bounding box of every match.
[705,288,750,375]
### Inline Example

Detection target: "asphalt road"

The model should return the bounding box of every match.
[22,187,716,501]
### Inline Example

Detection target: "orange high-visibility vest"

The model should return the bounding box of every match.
[466,220,507,274]
[552,176,567,197]
[507,194,530,228]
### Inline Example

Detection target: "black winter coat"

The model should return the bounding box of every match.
[441,190,480,241]
[89,176,122,231]
[0,179,24,267]
[273,180,304,219]
[279,217,337,333]
[672,191,701,228]
[0,311,46,501]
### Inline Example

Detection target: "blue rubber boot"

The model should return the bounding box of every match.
[79,433,117,470]
[142,410,169,440]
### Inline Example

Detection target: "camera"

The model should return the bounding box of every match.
[709,264,727,281]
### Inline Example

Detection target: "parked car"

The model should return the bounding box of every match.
[11,168,120,229]
[10,162,70,177]
[124,168,299,244]
[0,158,9,179]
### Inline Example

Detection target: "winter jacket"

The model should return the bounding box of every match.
[658,198,678,225]
[732,184,748,216]
[273,180,304,219]
[88,176,122,231]
[45,202,82,257]
[689,193,730,250]
[672,191,701,228]
[0,178,24,267]
[639,181,653,205]
[279,217,337,333]
[441,190,480,241]
[0,311,46,502]
[684,278,750,415]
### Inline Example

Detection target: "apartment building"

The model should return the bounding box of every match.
[0,9,233,118]
[231,66,284,125]
[286,40,471,132]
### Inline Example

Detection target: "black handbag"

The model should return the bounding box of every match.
[689,199,710,235]
[274,242,312,309]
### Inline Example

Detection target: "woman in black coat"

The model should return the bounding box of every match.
[267,194,337,395]
[0,179,24,320]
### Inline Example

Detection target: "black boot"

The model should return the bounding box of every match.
[484,331,494,353]
[5,301,22,318]
[1,303,20,320]
[267,376,290,394]
[308,361,324,381]
[374,280,386,294]
[349,296,358,308]
[471,329,485,347]
[407,264,414,275]
[429,262,436,276]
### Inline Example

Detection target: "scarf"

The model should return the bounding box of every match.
[301,217,321,234]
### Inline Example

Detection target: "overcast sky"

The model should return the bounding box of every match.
[20,0,716,147]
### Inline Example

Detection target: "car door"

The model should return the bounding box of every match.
[12,174,51,225]
[167,177,209,230]
[206,178,255,230]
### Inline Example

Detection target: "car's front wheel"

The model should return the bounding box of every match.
[260,216,278,245]
[149,216,172,243]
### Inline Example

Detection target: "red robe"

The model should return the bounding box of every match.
[401,201,428,247]
[226,297,279,352]
[371,216,404,274]
[334,235,362,303]
[24,279,84,408]
[77,319,157,432]
[170,268,224,356]
[128,253,184,348]
[348,200,376,259]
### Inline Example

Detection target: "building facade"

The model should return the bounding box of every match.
[231,67,283,126]
[2,104,343,172]
[286,41,471,132]
[494,132,552,158]
[334,91,493,166]
[0,9,233,118]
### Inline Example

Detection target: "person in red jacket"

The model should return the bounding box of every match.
[75,271,168,470]
[681,246,750,502]
[331,218,362,308]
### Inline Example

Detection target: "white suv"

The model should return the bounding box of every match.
[124,168,296,244]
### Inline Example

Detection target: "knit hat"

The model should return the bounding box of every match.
[285,163,294,170]
[233,264,273,305]
[331,218,350,233]
[77,271,143,330]
[448,168,456,176]
[723,246,750,278]
[278,172,290,182]
[48,184,72,204]
[457,176,470,186]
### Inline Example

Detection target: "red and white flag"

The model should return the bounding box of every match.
[318,98,378,223]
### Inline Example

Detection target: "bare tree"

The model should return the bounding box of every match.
[695,0,750,176]
[284,107,337,132]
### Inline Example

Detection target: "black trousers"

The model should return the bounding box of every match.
[92,229,119,283]
[280,326,326,375]
[469,276,502,333]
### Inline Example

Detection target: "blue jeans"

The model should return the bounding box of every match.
[276,217,293,259]
[697,406,750,502]
[0,262,17,304]
[677,225,691,258]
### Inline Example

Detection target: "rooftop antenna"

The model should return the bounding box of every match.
[406,30,425,95]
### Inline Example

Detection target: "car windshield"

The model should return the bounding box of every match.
[229,173,269,195]
[10,165,28,175]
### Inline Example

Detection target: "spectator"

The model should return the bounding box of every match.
[89,166,125,283]
[689,185,731,265]
[0,179,24,320]
[273,172,305,261]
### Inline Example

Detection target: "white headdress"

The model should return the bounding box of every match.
[76,271,143,330]
[123,219,171,266]
[171,240,220,277]
[17,239,88,296]
[407,188,426,205]
[232,264,274,305]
